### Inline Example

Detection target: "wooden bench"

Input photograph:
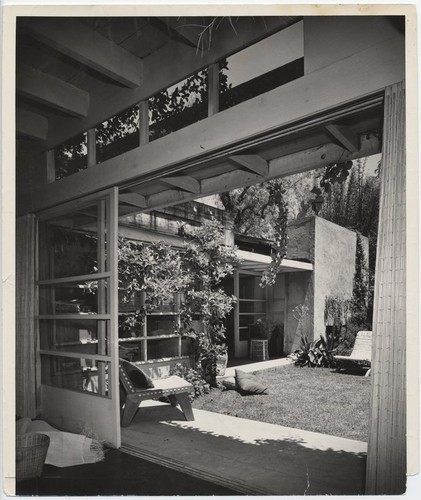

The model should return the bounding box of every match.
[334,330,372,376]
[119,364,194,427]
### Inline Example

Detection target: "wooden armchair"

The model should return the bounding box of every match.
[119,362,195,427]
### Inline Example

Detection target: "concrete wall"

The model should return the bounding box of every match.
[282,216,368,353]
[282,218,315,353]
[313,217,368,337]
[284,271,314,354]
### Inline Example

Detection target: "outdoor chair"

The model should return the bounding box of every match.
[119,362,194,427]
[334,330,372,376]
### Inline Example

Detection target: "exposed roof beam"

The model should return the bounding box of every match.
[162,175,201,193]
[119,192,148,209]
[16,108,48,140]
[325,123,360,153]
[229,154,269,177]
[24,19,143,89]
[149,18,198,49]
[133,135,380,214]
[17,63,89,118]
[45,17,291,148]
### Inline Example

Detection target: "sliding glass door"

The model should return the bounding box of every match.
[37,188,120,447]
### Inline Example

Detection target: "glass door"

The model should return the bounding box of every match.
[37,188,120,447]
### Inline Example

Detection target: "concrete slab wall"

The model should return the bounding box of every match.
[313,217,368,337]
[283,218,315,354]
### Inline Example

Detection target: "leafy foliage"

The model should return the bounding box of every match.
[219,180,289,287]
[294,335,336,368]
[118,219,239,385]
[351,233,369,324]
[170,363,211,401]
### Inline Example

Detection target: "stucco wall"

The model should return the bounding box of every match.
[283,216,368,353]
[284,271,314,354]
[313,217,368,337]
[286,217,315,263]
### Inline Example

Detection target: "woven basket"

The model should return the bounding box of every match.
[16,433,50,482]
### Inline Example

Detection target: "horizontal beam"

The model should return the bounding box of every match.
[17,63,89,118]
[229,154,269,177]
[46,17,290,148]
[119,192,147,209]
[16,108,48,140]
[162,176,201,193]
[135,135,381,213]
[325,123,359,153]
[25,19,143,89]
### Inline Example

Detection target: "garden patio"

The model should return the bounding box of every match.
[120,359,369,495]
[6,8,413,496]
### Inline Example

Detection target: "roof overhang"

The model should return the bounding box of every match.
[237,249,313,273]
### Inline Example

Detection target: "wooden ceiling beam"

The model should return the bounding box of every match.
[17,63,89,118]
[44,17,290,148]
[119,192,148,209]
[162,175,201,193]
[24,19,143,89]
[130,134,380,214]
[229,154,269,177]
[325,123,360,153]
[16,108,48,141]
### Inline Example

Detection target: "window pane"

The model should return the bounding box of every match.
[39,279,108,315]
[41,354,110,396]
[149,69,208,142]
[39,201,107,280]
[144,338,179,360]
[239,314,266,329]
[147,316,177,337]
[239,300,266,314]
[55,133,88,180]
[239,275,266,300]
[39,319,109,356]
[96,104,140,163]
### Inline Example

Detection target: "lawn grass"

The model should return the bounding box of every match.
[192,363,371,442]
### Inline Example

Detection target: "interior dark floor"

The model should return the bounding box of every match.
[16,447,239,496]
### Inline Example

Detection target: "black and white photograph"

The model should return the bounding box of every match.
[1,2,418,497]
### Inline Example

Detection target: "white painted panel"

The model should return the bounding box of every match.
[41,385,120,446]
[304,16,403,74]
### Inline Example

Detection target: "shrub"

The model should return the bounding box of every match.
[170,363,211,401]
[294,335,336,368]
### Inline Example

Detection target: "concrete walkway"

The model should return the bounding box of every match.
[121,401,367,495]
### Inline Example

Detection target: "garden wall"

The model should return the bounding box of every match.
[313,217,368,338]
[283,216,368,354]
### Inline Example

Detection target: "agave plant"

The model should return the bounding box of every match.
[294,335,336,368]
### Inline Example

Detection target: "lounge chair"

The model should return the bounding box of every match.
[334,330,372,376]
[119,362,194,427]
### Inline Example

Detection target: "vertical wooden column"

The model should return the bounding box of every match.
[233,269,240,357]
[208,63,219,117]
[97,199,106,395]
[46,150,55,183]
[87,128,96,167]
[16,214,37,418]
[139,101,149,146]
[366,81,406,494]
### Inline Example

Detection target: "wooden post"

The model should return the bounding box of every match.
[87,128,96,167]
[233,269,240,357]
[366,81,406,494]
[208,63,219,117]
[139,101,149,146]
[46,149,55,183]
